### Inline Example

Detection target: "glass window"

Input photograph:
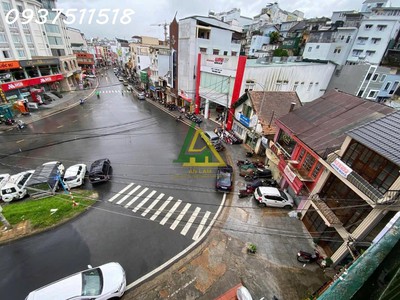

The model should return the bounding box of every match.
[2,1,11,12]
[17,49,25,58]
[199,47,207,53]
[12,35,21,43]
[48,36,63,45]
[231,51,237,56]
[0,33,7,43]
[3,50,10,58]
[45,24,60,33]
[311,163,322,179]
[302,154,316,173]
[213,49,219,55]
[81,268,103,296]
[389,81,399,94]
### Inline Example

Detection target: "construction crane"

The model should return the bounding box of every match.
[150,21,169,45]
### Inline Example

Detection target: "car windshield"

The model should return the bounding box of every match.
[279,191,288,200]
[255,188,262,197]
[217,171,231,186]
[81,268,103,296]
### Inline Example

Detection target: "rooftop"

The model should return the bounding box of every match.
[348,111,400,166]
[276,90,394,157]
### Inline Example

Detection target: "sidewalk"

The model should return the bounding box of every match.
[124,97,332,299]
[0,87,96,132]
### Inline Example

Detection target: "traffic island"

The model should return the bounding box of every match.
[0,190,97,245]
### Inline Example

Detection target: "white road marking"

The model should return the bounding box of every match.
[16,139,25,144]
[108,183,133,202]
[160,199,181,226]
[181,207,201,236]
[133,190,157,213]
[150,196,173,221]
[126,193,226,291]
[141,193,164,217]
[117,185,141,205]
[170,203,191,230]
[124,187,148,208]
[72,120,78,123]
[57,125,63,128]
[192,211,211,241]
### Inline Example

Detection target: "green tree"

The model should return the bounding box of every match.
[273,48,289,57]
[269,31,280,44]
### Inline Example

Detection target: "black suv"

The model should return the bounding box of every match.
[89,158,111,183]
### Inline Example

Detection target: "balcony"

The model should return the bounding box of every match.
[326,152,397,205]
[310,194,343,226]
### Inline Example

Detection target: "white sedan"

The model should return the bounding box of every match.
[64,164,87,189]
[25,262,126,300]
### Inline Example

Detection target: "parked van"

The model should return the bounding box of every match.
[1,170,35,202]
[202,131,220,145]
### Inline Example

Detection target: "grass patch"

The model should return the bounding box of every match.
[2,191,96,229]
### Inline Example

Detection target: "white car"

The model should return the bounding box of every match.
[42,161,65,177]
[253,187,294,209]
[1,170,34,202]
[25,262,126,300]
[64,164,87,189]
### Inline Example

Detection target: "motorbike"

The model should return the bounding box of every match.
[16,120,26,130]
[175,115,183,122]
[79,99,85,105]
[0,115,15,125]
[97,93,100,98]
[244,168,272,181]
[297,250,323,264]
[236,159,251,167]
[238,187,255,198]
[246,151,255,157]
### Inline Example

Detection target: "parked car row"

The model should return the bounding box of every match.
[0,158,112,203]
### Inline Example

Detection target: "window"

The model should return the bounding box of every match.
[371,38,381,44]
[17,4,23,13]
[17,49,25,58]
[384,82,391,91]
[357,37,368,45]
[316,45,320,49]
[44,24,60,33]
[365,24,373,29]
[352,49,363,57]
[380,74,386,82]
[25,35,33,43]
[12,35,21,43]
[334,47,341,53]
[0,33,7,43]
[2,1,11,13]
[303,154,316,173]
[366,50,376,56]
[377,25,387,31]
[307,82,313,91]
[2,50,10,58]
[357,90,364,97]
[29,48,37,56]
[48,36,63,45]
[213,49,219,55]
[276,80,282,90]
[293,81,299,91]
[367,90,378,98]
[297,148,306,162]
[223,51,228,55]
[231,51,237,56]
[389,81,399,94]
[366,73,372,80]
[308,46,312,52]
[311,163,322,179]
[346,36,351,43]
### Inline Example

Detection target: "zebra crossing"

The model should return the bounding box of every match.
[99,89,127,94]
[108,183,213,241]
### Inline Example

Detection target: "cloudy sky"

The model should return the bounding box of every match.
[57,0,400,40]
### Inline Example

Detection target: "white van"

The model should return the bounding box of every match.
[1,170,35,203]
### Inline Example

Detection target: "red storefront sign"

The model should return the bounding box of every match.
[1,74,64,92]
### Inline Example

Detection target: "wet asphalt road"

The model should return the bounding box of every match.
[0,71,223,299]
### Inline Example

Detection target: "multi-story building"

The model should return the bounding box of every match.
[361,0,389,13]
[247,24,279,57]
[149,45,170,100]
[328,63,400,102]
[67,27,88,53]
[347,17,400,65]
[0,0,52,59]
[302,26,358,65]
[177,15,241,107]
[302,110,400,265]
[208,8,253,32]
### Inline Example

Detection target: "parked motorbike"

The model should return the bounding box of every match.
[16,120,26,130]
[238,187,255,198]
[244,168,272,181]
[236,159,251,167]
[175,115,183,122]
[246,151,255,157]
[297,250,323,264]
[79,98,85,105]
[0,115,15,125]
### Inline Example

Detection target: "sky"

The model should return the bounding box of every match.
[57,0,400,40]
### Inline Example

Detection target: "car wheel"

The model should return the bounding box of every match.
[258,203,267,208]
[283,205,292,209]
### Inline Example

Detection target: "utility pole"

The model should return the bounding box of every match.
[222,76,231,133]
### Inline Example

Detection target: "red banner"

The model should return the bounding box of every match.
[1,74,64,92]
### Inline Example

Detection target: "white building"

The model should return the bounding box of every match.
[243,58,336,103]
[347,18,400,65]
[248,25,279,56]
[208,8,253,31]
[178,16,241,105]
[66,27,88,53]
[303,27,359,65]
[361,0,389,13]
[0,0,52,59]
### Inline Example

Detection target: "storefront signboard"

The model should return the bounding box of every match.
[1,74,64,92]
[284,165,296,183]
[239,114,250,127]
[19,58,59,67]
[331,158,353,178]
[0,61,20,70]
